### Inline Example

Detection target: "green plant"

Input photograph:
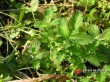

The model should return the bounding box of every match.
[33,6,110,81]
[1,0,110,82]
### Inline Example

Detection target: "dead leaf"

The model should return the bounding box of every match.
[8,74,70,82]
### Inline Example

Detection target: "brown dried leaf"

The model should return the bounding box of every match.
[8,74,70,82]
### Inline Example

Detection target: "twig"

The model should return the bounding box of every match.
[39,3,74,7]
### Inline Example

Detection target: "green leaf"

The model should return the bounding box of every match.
[96,28,110,41]
[0,64,10,81]
[33,60,40,70]
[88,0,95,6]
[69,33,93,45]
[13,3,23,8]
[80,77,90,82]
[35,52,43,60]
[86,55,100,67]
[103,65,110,73]
[33,52,44,70]
[88,24,100,37]
[54,51,66,71]
[58,18,69,38]
[70,10,83,33]
[50,18,60,26]
[44,7,54,23]
[96,53,108,63]
[30,0,39,12]
[34,20,49,28]
[88,8,96,19]
[79,0,95,6]
[97,72,106,82]
[56,51,66,64]
[0,38,2,46]
[69,45,83,56]
[9,28,20,39]
[18,9,25,22]
[28,39,41,53]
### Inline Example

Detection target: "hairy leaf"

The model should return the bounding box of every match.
[88,8,96,20]
[88,24,100,37]
[58,18,69,38]
[34,20,49,28]
[44,7,54,23]
[97,72,106,82]
[56,50,66,64]
[103,65,110,73]
[70,10,83,33]
[50,18,60,26]
[69,33,93,45]
[96,28,110,41]
[86,55,100,67]
[33,60,40,70]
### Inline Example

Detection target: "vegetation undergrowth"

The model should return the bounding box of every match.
[0,0,110,82]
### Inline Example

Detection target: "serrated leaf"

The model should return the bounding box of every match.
[30,0,38,12]
[97,72,106,82]
[34,20,49,28]
[88,8,96,19]
[58,18,69,38]
[88,24,100,37]
[69,45,83,56]
[86,55,100,67]
[103,65,110,72]
[55,52,66,71]
[96,28,110,41]
[35,52,43,59]
[56,51,66,64]
[69,33,93,45]
[70,10,83,33]
[50,18,60,26]
[44,7,54,23]
[33,60,40,70]
[97,54,108,63]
